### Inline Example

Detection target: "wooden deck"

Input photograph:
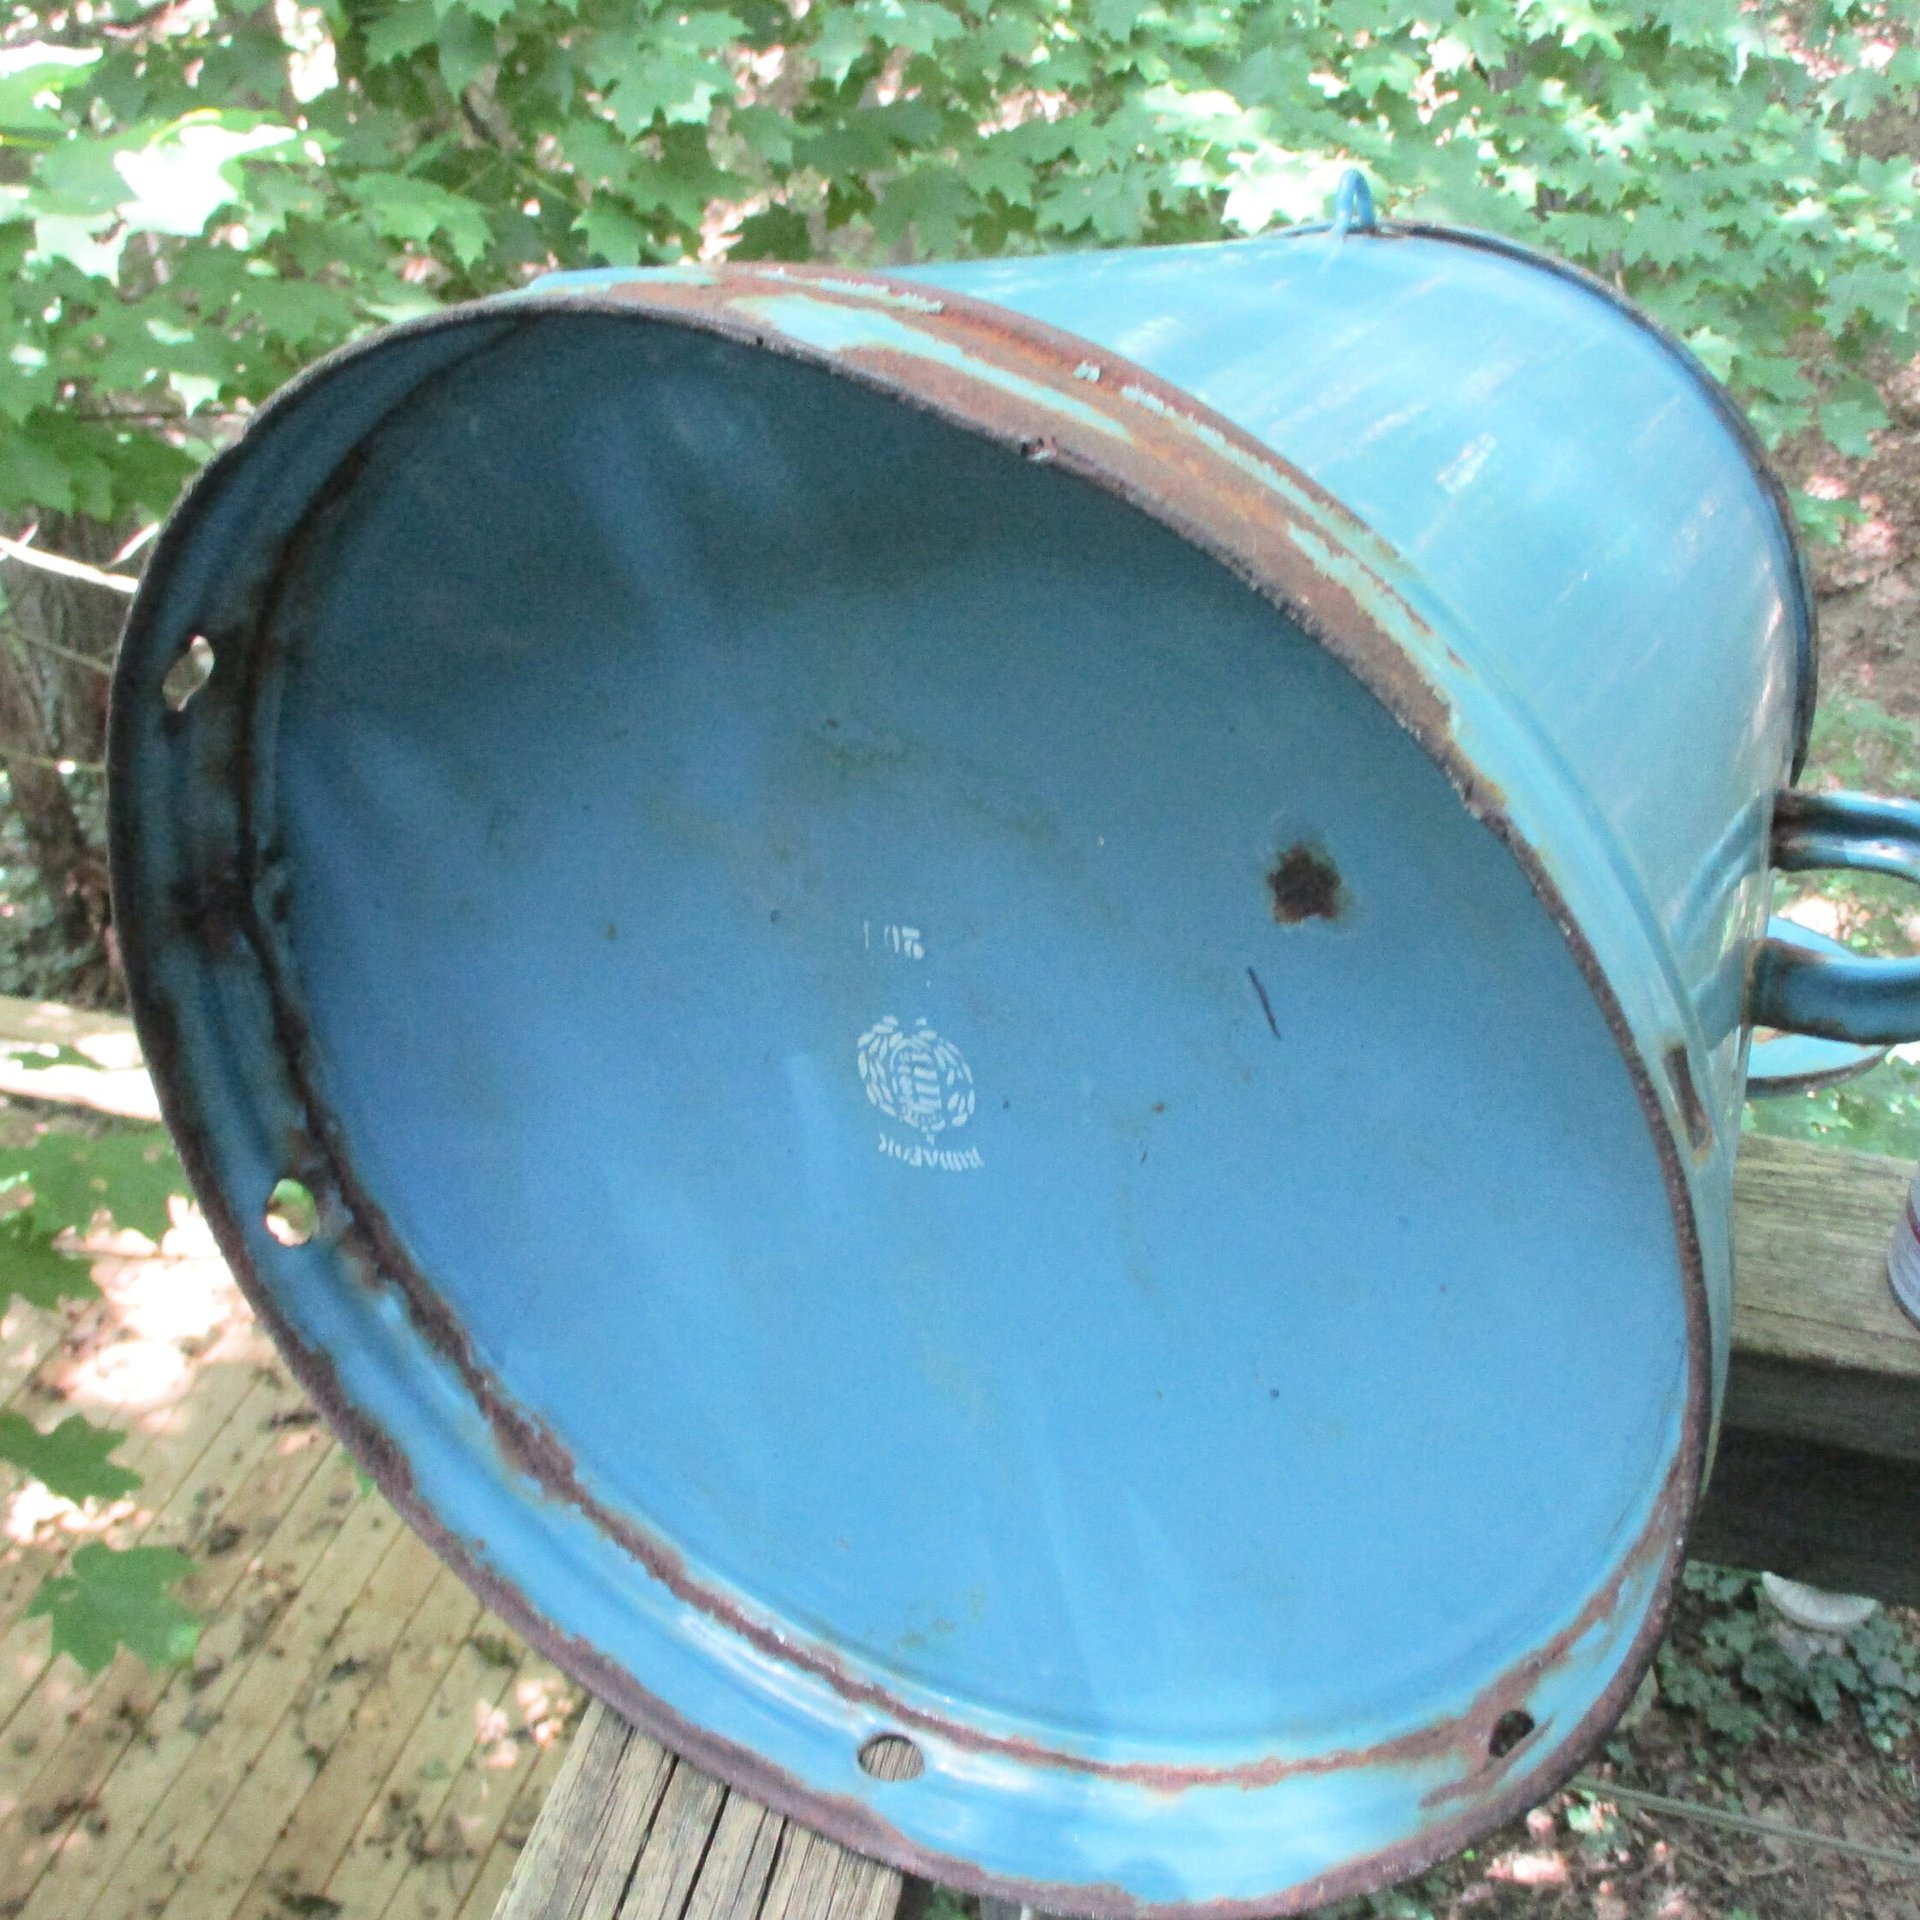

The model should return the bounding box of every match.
[0,1145,582,1920]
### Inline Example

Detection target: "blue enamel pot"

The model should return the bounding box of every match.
[107,177,1920,1913]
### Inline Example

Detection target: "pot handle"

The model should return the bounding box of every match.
[1749,790,1920,1045]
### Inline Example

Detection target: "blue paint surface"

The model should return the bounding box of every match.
[265,317,1684,1751]
[109,215,1842,1908]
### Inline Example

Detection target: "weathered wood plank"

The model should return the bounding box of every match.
[275,1627,518,1920]
[1693,1428,1920,1609]
[449,1684,586,1920]
[759,1819,902,1920]
[374,1643,579,1920]
[554,1721,674,1920]
[1728,1132,1920,1459]
[677,1789,786,1920]
[0,995,158,1120]
[0,1366,321,1860]
[613,1754,727,1920]
[19,1460,396,1920]
[92,1518,440,1920]
[492,1701,650,1920]
[183,1562,485,1920]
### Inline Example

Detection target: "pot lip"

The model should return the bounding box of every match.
[108,259,1712,1918]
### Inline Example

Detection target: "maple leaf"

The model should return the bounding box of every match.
[29,1544,200,1676]
[0,1412,140,1504]
[0,1127,185,1242]
[0,1215,99,1312]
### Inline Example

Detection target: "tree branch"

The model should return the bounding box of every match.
[0,537,138,597]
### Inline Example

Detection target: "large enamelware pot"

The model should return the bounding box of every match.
[108,177,1920,1913]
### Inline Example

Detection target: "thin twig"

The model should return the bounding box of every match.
[1574,1775,1920,1874]
[4,627,112,678]
[0,748,106,776]
[110,524,160,565]
[0,536,138,596]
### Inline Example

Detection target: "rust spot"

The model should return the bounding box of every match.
[1268,843,1344,924]
[1663,1043,1712,1156]
[171,864,252,956]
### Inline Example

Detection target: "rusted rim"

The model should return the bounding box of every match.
[109,260,1711,1916]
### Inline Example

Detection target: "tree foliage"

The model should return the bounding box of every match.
[0,0,1914,537]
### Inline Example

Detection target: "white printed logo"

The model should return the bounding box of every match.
[857,1017,982,1172]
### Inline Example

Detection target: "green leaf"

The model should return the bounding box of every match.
[809,8,877,85]
[575,197,649,265]
[5,1042,95,1073]
[0,1215,99,1312]
[586,22,739,137]
[0,1412,140,1504]
[0,44,101,139]
[28,1542,199,1675]
[1820,388,1888,460]
[0,1128,185,1241]
[1823,262,1913,336]
[434,10,496,97]
[233,274,360,349]
[364,0,442,65]
[345,174,493,267]
[731,105,795,168]
[32,135,132,220]
[1790,486,1868,548]
[872,167,979,256]
[727,203,810,260]
[860,0,968,58]
[0,346,57,425]
[556,116,637,193]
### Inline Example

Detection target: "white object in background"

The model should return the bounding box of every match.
[1761,1572,1879,1666]
[1760,1573,1879,1635]
[1890,1161,1920,1330]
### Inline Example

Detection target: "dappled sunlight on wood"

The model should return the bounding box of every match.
[1,1476,135,1547]
[55,1202,265,1426]
[0,1120,583,1920]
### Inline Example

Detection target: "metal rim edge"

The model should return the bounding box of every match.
[107,261,1713,1917]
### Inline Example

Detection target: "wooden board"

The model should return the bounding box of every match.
[491,1702,903,1920]
[0,995,159,1121]
[1726,1131,1920,1458]
[0,1096,588,1920]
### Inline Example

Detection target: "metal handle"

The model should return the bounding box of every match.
[1330,170,1377,237]
[1749,790,1920,1045]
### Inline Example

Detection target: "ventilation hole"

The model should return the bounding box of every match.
[857,1733,924,1782]
[1663,1043,1713,1155]
[1488,1709,1536,1761]
[162,634,215,712]
[264,1178,317,1247]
